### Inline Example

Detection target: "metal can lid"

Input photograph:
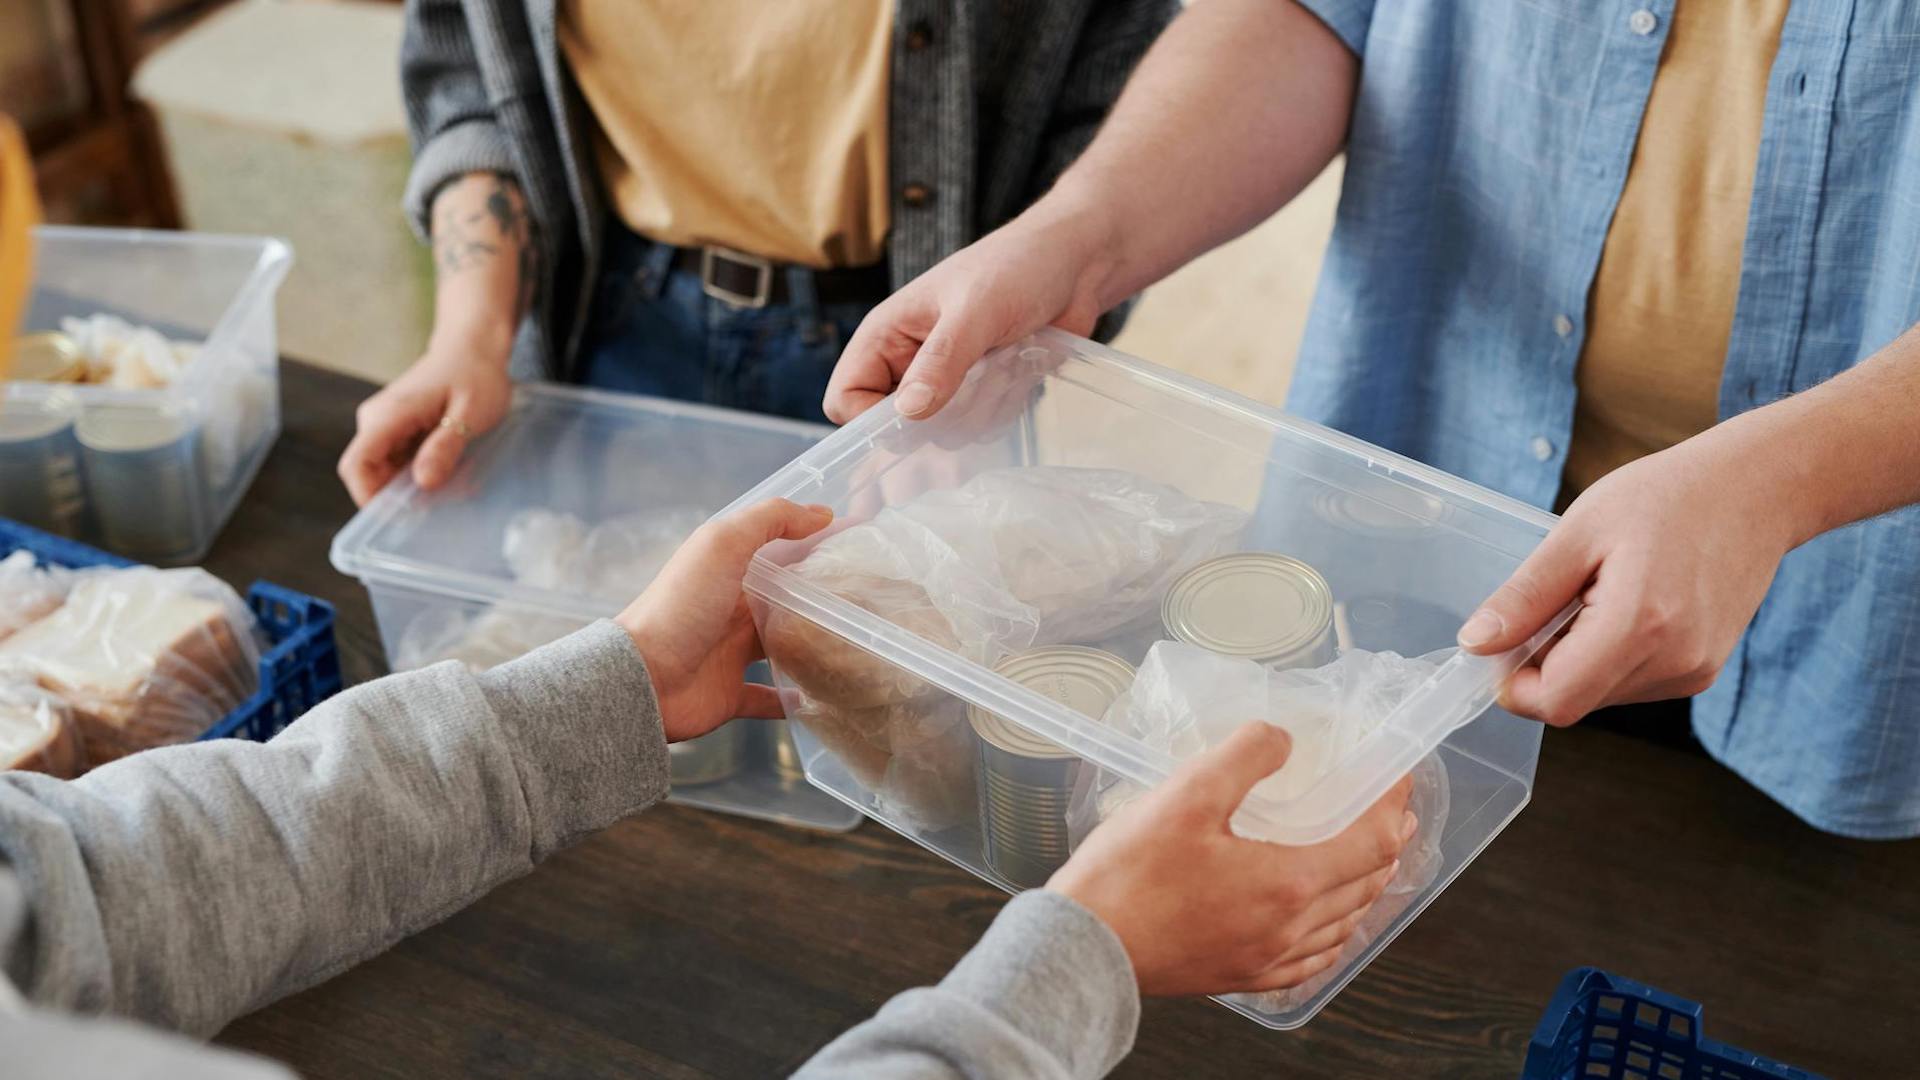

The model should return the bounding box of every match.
[76,403,194,453]
[0,390,80,443]
[1311,481,1447,536]
[1163,553,1334,662]
[969,646,1135,760]
[10,333,85,384]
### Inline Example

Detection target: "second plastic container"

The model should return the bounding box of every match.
[331,384,861,832]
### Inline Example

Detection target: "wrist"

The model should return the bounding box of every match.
[1029,178,1128,311]
[1696,405,1830,553]
[425,315,516,368]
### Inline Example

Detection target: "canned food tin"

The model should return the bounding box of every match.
[766,719,808,781]
[1310,482,1447,537]
[669,723,746,785]
[1162,552,1336,670]
[0,391,88,534]
[10,333,85,384]
[969,647,1134,888]
[76,402,205,563]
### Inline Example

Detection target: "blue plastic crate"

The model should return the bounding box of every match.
[1525,968,1824,1080]
[0,517,342,749]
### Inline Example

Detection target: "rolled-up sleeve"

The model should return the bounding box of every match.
[1294,0,1374,55]
[399,0,520,239]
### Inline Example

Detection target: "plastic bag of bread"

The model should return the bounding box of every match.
[763,465,1245,709]
[0,566,260,764]
[0,678,85,778]
[761,466,1244,827]
[0,550,70,643]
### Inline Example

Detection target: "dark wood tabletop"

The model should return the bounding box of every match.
[205,360,1916,1080]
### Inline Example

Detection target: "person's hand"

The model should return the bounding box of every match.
[337,331,514,506]
[1456,435,1796,725]
[617,499,835,742]
[1048,723,1415,997]
[824,209,1118,424]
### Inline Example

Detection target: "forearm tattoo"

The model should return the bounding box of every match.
[431,173,540,315]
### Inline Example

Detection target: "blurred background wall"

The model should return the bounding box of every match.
[5,0,1339,403]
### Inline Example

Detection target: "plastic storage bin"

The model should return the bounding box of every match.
[330,383,862,832]
[1525,967,1823,1080]
[1,516,343,747]
[730,329,1573,1029]
[3,226,292,565]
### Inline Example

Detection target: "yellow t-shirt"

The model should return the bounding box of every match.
[1561,0,1791,504]
[558,0,893,270]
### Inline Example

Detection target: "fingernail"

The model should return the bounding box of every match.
[806,503,833,517]
[896,383,934,417]
[1383,859,1401,881]
[1457,609,1502,648]
[1400,811,1419,842]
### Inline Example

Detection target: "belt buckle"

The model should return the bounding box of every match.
[700,245,774,309]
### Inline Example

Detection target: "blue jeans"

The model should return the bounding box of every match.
[575,226,877,424]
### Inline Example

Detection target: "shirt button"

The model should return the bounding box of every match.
[1628,9,1659,35]
[1531,436,1555,462]
[901,182,934,208]
[905,21,934,51]
[1552,313,1575,338]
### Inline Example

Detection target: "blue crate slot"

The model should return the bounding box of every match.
[1525,968,1824,1080]
[1,517,341,748]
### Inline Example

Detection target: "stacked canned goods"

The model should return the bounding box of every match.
[968,646,1135,888]
[0,391,87,536]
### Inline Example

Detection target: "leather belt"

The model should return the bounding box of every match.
[669,244,891,309]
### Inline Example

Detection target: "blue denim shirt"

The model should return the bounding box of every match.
[1290,0,1920,838]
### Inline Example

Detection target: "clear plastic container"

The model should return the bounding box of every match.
[730,329,1574,1028]
[3,226,292,564]
[330,383,862,832]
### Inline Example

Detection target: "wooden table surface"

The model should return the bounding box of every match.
[206,361,1916,1079]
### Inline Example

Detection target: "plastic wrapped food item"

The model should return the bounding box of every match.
[393,506,707,673]
[501,507,710,598]
[0,550,70,643]
[0,678,86,778]
[395,605,585,673]
[765,466,1245,709]
[764,466,1245,825]
[791,694,977,832]
[59,313,197,389]
[0,566,260,764]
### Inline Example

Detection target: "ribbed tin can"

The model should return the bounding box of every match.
[0,391,88,535]
[969,646,1134,888]
[76,402,204,563]
[11,333,85,384]
[1162,552,1337,669]
[766,719,808,781]
[669,722,746,785]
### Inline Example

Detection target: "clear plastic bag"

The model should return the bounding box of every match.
[0,678,86,778]
[763,465,1246,827]
[394,507,709,673]
[0,551,70,644]
[0,566,261,765]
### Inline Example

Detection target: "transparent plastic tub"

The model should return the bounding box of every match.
[730,329,1574,1029]
[2,226,292,565]
[330,383,861,832]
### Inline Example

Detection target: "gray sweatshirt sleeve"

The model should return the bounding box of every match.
[0,619,666,1037]
[793,890,1141,1080]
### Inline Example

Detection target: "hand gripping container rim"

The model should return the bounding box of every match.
[0,516,343,746]
[725,328,1577,846]
[1525,967,1825,1080]
[329,382,836,621]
